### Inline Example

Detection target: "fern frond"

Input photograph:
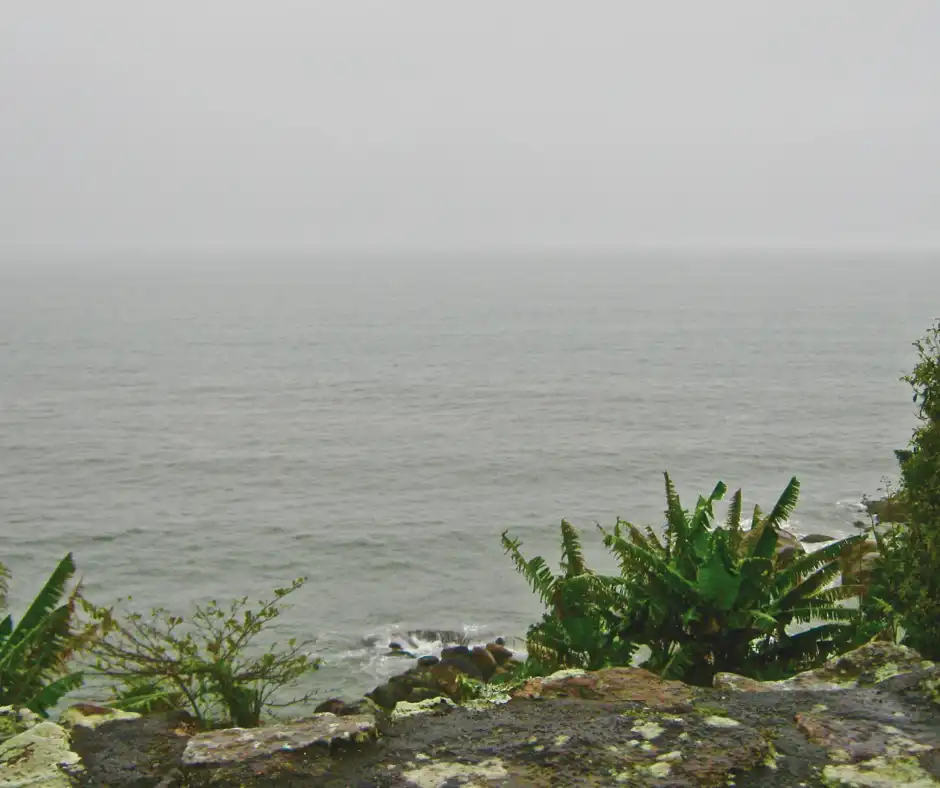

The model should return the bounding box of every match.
[764,477,800,530]
[775,563,842,612]
[501,532,557,605]
[781,534,868,585]
[726,489,743,531]
[559,520,586,577]
[663,472,689,545]
[603,534,694,596]
[750,504,763,531]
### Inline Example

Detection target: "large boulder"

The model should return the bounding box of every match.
[470,645,498,681]
[486,642,514,666]
[0,706,41,744]
[0,721,82,788]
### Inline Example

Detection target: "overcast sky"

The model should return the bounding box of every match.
[2,2,939,260]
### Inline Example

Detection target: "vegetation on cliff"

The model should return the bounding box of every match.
[80,577,321,729]
[505,477,871,685]
[891,318,940,658]
[0,554,100,716]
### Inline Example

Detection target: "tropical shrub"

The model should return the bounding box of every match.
[505,476,872,686]
[892,319,940,658]
[0,553,96,715]
[82,577,321,728]
[601,475,868,685]
[502,520,637,672]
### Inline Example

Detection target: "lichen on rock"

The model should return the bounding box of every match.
[0,721,82,788]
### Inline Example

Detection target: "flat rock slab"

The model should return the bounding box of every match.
[0,721,81,788]
[513,666,694,710]
[182,713,377,768]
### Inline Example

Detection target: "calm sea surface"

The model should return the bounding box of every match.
[1,253,937,700]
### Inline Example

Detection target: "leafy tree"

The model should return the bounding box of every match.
[0,553,96,715]
[82,578,321,729]
[892,319,940,657]
[501,520,636,672]
[601,475,867,685]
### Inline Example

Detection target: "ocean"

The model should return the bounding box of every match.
[0,251,936,701]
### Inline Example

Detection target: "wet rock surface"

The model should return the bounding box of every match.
[181,713,377,768]
[28,641,940,786]
[69,711,194,787]
[0,721,82,788]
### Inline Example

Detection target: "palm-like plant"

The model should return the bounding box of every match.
[601,474,868,685]
[0,554,87,715]
[501,521,636,671]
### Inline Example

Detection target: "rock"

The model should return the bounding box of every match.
[471,645,498,680]
[427,663,465,701]
[68,711,194,787]
[390,697,456,722]
[486,642,514,665]
[69,642,940,786]
[313,698,363,716]
[713,672,767,692]
[366,679,412,710]
[181,713,376,768]
[385,642,415,658]
[0,721,82,788]
[0,707,41,744]
[417,655,439,668]
[439,654,483,681]
[801,533,838,543]
[441,645,471,660]
[59,703,141,731]
[714,641,934,694]
[512,666,694,711]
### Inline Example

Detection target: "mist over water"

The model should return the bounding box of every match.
[1,252,935,698]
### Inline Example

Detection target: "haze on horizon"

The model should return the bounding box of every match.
[2,1,939,265]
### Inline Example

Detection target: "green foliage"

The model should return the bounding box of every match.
[893,319,940,658]
[501,521,637,672]
[82,578,321,729]
[602,474,867,685]
[506,476,870,687]
[0,554,93,716]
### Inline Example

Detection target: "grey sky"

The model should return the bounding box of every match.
[2,1,939,259]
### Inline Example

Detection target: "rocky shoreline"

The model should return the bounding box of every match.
[2,640,940,786]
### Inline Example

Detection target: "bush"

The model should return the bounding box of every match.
[82,577,321,729]
[502,520,637,672]
[892,319,940,658]
[0,554,98,716]
[505,475,871,686]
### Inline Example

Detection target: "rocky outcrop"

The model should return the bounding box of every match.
[0,721,83,788]
[365,639,517,710]
[715,641,933,693]
[7,640,940,785]
[181,713,377,768]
